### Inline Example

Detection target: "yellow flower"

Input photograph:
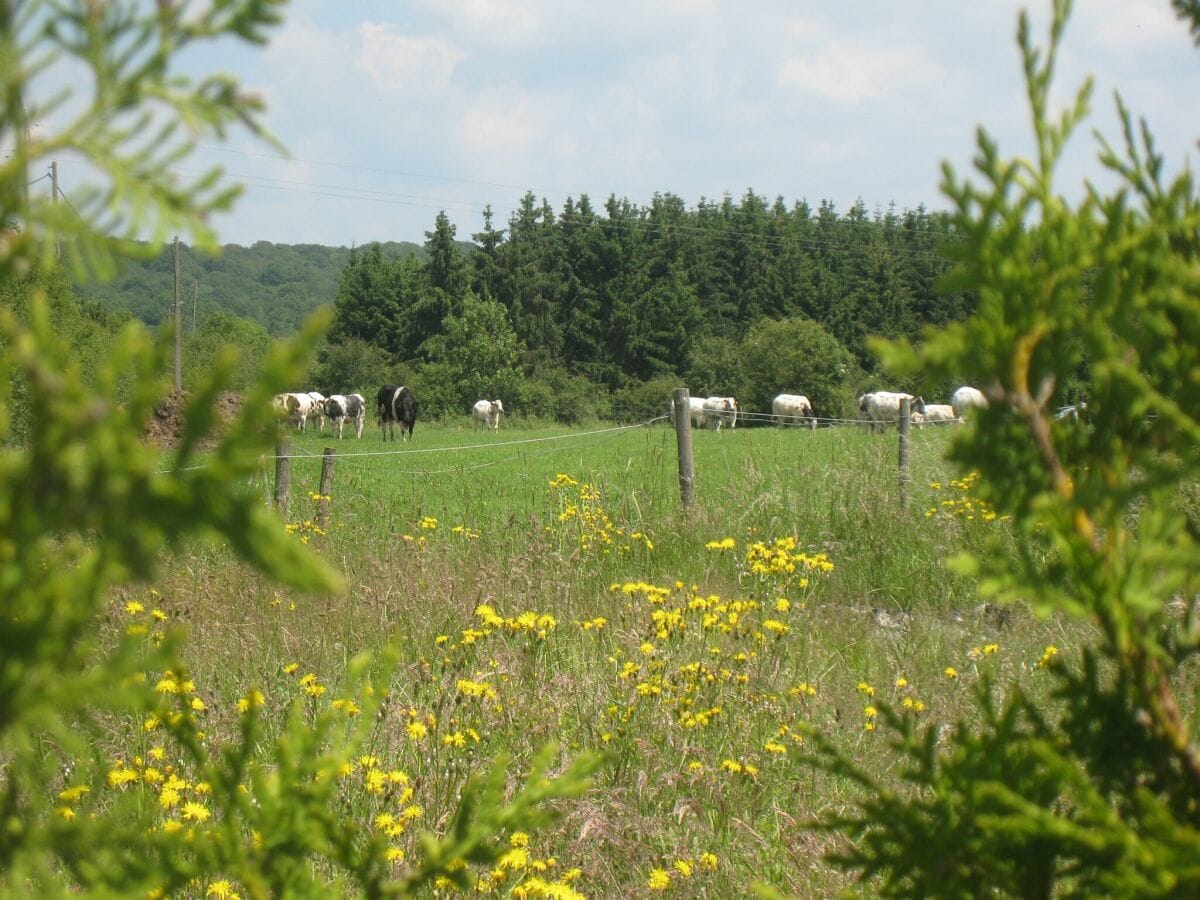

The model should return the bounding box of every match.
[895,676,908,688]
[674,859,693,878]
[944,667,958,679]
[107,767,139,788]
[647,868,671,891]
[699,852,718,870]
[181,801,210,822]
[406,721,428,741]
[124,600,144,615]
[206,880,235,898]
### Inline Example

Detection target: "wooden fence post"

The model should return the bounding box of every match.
[898,397,911,508]
[274,439,291,521]
[672,388,695,509]
[316,447,336,530]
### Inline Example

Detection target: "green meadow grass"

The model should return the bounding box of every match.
[95,420,1084,897]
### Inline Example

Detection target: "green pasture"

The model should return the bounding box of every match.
[121,419,1076,896]
[268,419,988,613]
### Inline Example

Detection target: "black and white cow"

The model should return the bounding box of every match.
[377,385,418,442]
[324,393,367,439]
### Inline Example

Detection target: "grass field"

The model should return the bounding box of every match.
[92,419,1083,897]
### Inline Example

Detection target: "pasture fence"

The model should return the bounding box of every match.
[262,398,951,516]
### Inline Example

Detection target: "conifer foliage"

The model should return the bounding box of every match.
[804,2,1200,895]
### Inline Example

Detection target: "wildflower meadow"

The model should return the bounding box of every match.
[71,421,1087,897]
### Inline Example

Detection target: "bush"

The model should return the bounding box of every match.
[804,2,1200,895]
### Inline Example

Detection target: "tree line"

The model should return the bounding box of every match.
[323,190,973,422]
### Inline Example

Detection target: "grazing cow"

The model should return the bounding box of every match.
[911,403,960,428]
[950,385,987,418]
[772,393,816,428]
[1055,402,1087,422]
[307,391,327,432]
[273,392,314,431]
[471,399,504,430]
[859,391,924,431]
[670,395,709,428]
[702,396,738,431]
[324,393,367,439]
[377,385,418,442]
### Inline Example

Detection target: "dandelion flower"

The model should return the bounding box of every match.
[944,667,958,679]
[181,801,210,822]
[647,868,671,891]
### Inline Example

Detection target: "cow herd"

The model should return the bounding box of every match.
[857,385,989,431]
[272,383,996,440]
[672,386,989,433]
[272,387,509,441]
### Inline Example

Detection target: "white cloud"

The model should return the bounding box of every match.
[777,41,944,104]
[355,24,465,94]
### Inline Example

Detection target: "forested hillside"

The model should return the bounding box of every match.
[74,240,427,336]
[322,190,973,421]
[62,188,974,424]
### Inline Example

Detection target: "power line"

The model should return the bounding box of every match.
[161,161,957,263]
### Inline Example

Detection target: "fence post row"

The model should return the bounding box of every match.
[898,397,911,508]
[672,388,695,509]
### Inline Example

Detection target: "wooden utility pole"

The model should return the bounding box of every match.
[173,236,181,391]
[50,160,59,259]
[672,388,695,509]
[191,281,198,334]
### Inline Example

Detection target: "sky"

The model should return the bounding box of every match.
[54,1,1200,248]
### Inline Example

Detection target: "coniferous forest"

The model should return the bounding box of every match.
[73,188,974,423]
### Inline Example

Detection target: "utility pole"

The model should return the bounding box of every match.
[50,160,59,259]
[191,281,198,334]
[173,236,181,392]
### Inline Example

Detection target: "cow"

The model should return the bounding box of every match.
[950,385,987,418]
[377,385,418,442]
[307,391,327,432]
[1054,402,1087,422]
[702,396,738,431]
[670,395,708,428]
[273,392,314,431]
[471,399,504,430]
[324,393,367,439]
[859,391,924,431]
[911,403,960,428]
[772,393,816,428]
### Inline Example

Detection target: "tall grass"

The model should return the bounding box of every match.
[89,420,1078,896]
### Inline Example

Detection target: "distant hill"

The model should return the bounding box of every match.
[74,240,429,336]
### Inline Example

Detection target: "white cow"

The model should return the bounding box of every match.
[912,403,960,428]
[859,391,923,431]
[702,396,738,431]
[772,393,815,428]
[273,392,315,431]
[950,385,988,418]
[307,391,327,432]
[472,399,504,430]
[669,396,708,428]
[1055,402,1087,421]
[324,393,367,439]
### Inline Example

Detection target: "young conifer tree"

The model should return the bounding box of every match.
[0,2,595,895]
[804,1,1200,895]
